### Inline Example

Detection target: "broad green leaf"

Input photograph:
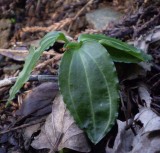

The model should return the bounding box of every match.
[7,31,68,106]
[59,40,119,144]
[78,34,152,63]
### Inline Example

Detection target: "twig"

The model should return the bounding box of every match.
[0,75,58,88]
[0,118,45,135]
[0,48,56,61]
[147,72,160,83]
[67,0,93,32]
[35,54,62,69]
[133,11,160,38]
[21,18,72,33]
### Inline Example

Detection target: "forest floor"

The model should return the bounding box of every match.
[0,0,160,153]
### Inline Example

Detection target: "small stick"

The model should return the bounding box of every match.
[0,48,56,61]
[0,118,45,135]
[67,0,93,32]
[0,75,58,88]
[21,18,72,33]
[35,54,62,69]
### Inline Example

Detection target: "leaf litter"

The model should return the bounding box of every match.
[31,94,91,153]
[16,82,58,117]
[106,81,160,153]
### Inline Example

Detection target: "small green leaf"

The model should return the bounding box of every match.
[7,31,68,106]
[78,34,152,63]
[59,40,119,144]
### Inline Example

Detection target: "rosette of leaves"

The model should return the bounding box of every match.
[8,31,151,144]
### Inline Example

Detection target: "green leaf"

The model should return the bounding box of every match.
[78,34,152,63]
[59,40,119,144]
[78,33,108,42]
[7,31,68,106]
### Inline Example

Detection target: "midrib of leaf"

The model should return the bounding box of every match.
[82,50,113,140]
[78,53,96,133]
[68,52,82,126]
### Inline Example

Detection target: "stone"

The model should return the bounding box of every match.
[86,7,123,30]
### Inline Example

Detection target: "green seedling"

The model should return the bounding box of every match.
[8,31,151,144]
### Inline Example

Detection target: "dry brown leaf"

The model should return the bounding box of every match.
[106,108,160,153]
[16,82,58,117]
[105,120,135,153]
[31,95,91,153]
[23,124,41,150]
[134,26,160,54]
[130,132,160,153]
[138,84,152,108]
[0,48,28,61]
[131,108,160,153]
[134,108,160,134]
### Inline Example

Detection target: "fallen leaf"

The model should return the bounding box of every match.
[131,108,160,153]
[138,84,152,108]
[134,26,160,53]
[106,108,160,153]
[16,82,58,117]
[130,132,160,153]
[24,124,41,139]
[105,120,135,153]
[31,95,91,152]
[134,108,160,134]
[0,49,28,61]
[23,124,41,150]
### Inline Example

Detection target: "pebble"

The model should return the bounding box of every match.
[86,7,123,30]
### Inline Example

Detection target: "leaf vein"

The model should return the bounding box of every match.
[83,50,113,139]
[79,53,96,133]
[68,52,82,125]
